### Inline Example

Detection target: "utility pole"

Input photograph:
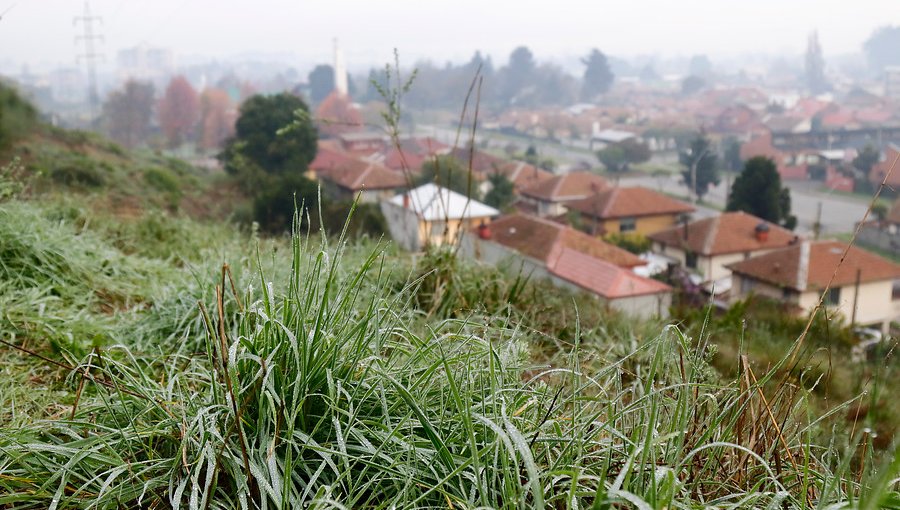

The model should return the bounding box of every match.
[74,2,103,119]
[812,202,822,240]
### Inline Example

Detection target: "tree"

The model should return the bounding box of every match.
[597,138,650,173]
[723,137,743,172]
[853,144,880,175]
[597,145,627,173]
[864,26,900,72]
[679,134,719,202]
[681,75,706,95]
[101,80,155,148]
[417,155,477,197]
[198,88,234,152]
[727,156,797,230]
[688,54,713,79]
[157,76,199,149]
[227,92,318,176]
[805,31,829,95]
[484,173,515,209]
[581,49,614,100]
[501,46,536,104]
[222,92,319,232]
[308,64,335,104]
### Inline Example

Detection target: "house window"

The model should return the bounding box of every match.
[619,217,636,233]
[826,287,841,306]
[685,252,698,269]
[740,277,755,294]
[893,280,900,301]
[782,287,795,300]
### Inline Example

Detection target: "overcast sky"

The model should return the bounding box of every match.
[1,0,897,73]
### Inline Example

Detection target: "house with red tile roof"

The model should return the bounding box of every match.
[461,214,671,319]
[486,161,554,194]
[315,91,364,138]
[380,137,449,173]
[308,144,359,178]
[869,143,900,190]
[518,171,611,217]
[316,159,408,203]
[727,241,900,332]
[648,211,800,293]
[566,187,695,236]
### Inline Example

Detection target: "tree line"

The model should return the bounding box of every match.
[325,46,615,110]
[98,75,245,152]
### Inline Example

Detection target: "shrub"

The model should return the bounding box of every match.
[49,160,106,188]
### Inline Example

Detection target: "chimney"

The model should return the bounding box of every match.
[477,221,492,240]
[333,38,349,97]
[402,193,410,209]
[754,222,770,243]
[682,215,690,241]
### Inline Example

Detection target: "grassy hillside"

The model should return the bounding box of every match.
[0,197,897,507]
[1,82,241,221]
[1,85,899,508]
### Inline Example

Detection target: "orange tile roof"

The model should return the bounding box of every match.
[490,161,554,191]
[488,214,644,268]
[519,171,610,202]
[317,159,407,191]
[567,187,694,220]
[446,148,505,173]
[548,247,671,299]
[727,241,900,291]
[309,146,357,173]
[648,211,798,256]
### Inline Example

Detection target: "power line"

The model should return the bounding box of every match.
[74,1,104,117]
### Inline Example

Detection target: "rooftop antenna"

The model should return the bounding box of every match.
[74,1,104,119]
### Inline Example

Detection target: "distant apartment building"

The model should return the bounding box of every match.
[117,45,174,83]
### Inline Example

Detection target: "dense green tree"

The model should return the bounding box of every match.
[723,137,743,172]
[501,46,537,105]
[805,31,829,95]
[688,54,713,79]
[681,75,706,95]
[524,145,539,165]
[680,134,720,201]
[597,145,626,173]
[853,144,881,175]
[597,138,650,173]
[417,155,478,197]
[581,49,614,100]
[308,64,335,104]
[484,173,515,209]
[223,92,319,232]
[727,156,797,230]
[863,25,900,72]
[228,93,317,176]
